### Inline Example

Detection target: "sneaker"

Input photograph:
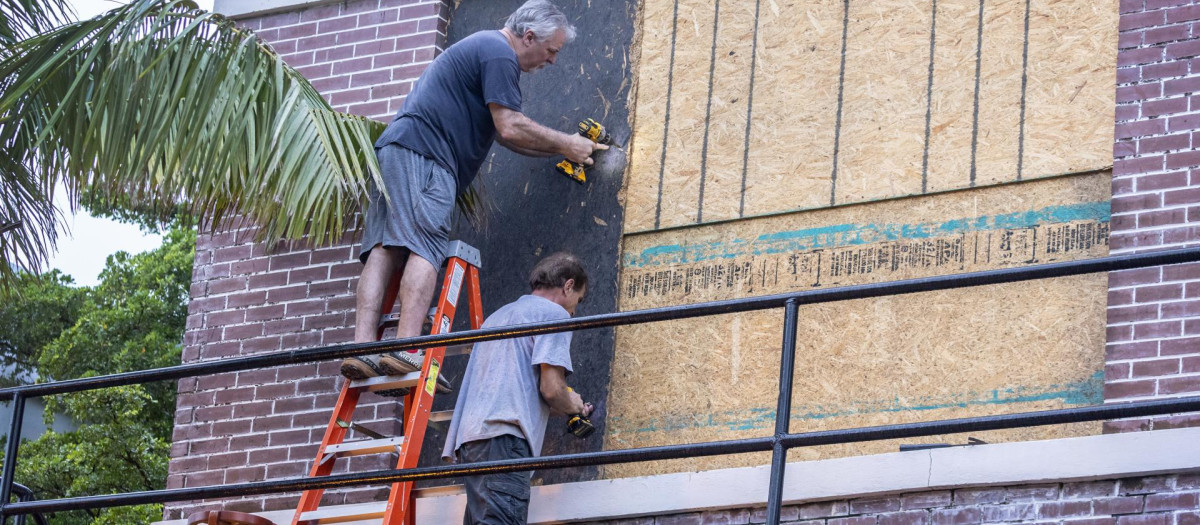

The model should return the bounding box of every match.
[341,354,385,380]
[379,350,424,376]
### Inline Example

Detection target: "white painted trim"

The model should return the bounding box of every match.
[212,0,340,19]
[153,427,1200,525]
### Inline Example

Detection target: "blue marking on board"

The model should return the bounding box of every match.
[608,371,1104,435]
[623,202,1110,268]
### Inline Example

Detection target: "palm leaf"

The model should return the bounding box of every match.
[1,0,489,289]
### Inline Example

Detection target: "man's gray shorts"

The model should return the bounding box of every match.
[359,144,456,267]
[457,434,533,525]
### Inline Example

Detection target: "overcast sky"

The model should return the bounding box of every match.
[47,0,216,286]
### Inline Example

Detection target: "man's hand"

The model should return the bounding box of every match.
[564,134,609,166]
[540,363,588,415]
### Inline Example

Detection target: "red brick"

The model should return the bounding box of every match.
[337,27,380,46]
[349,100,391,116]
[246,305,286,322]
[190,437,230,455]
[310,279,352,297]
[206,309,246,327]
[212,418,253,437]
[980,504,1035,522]
[257,11,301,29]
[237,368,277,386]
[227,290,268,308]
[1123,9,1167,30]
[283,331,324,349]
[269,429,310,446]
[1111,288,1136,306]
[231,400,273,419]
[1137,283,1185,302]
[1120,0,1143,12]
[1141,132,1192,153]
[230,257,270,275]
[214,387,256,405]
[248,271,289,290]
[1108,304,1160,324]
[279,22,317,40]
[1161,374,1200,393]
[795,501,849,519]
[265,284,308,303]
[1132,357,1181,377]
[1163,299,1200,318]
[207,451,248,470]
[257,382,297,399]
[850,497,900,514]
[213,245,254,263]
[225,466,266,484]
[1064,480,1118,499]
[1144,492,1200,511]
[1037,500,1091,518]
[1135,320,1183,338]
[275,396,315,413]
[1147,24,1192,45]
[1140,208,1188,228]
[1138,170,1190,191]
[830,518,877,525]
[931,508,980,525]
[1111,323,1135,342]
[1148,97,1192,118]
[1108,362,1132,380]
[879,511,929,525]
[1167,38,1200,60]
[1113,193,1164,214]
[266,462,307,480]
[199,341,240,359]
[1122,476,1174,495]
[296,62,331,78]
[1106,379,1158,399]
[184,470,224,488]
[1116,139,1138,158]
[316,15,357,33]
[225,323,265,340]
[264,317,305,335]
[1119,515,1170,525]
[1164,187,1200,205]
[1164,225,1200,243]
[900,492,951,510]
[1104,418,1152,433]
[1168,150,1200,169]
[1145,59,1190,80]
[1162,336,1200,354]
[1118,66,1141,85]
[1167,79,1200,99]
[1094,496,1144,515]
[1119,83,1164,104]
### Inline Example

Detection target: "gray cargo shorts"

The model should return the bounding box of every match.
[457,434,533,525]
[359,144,456,267]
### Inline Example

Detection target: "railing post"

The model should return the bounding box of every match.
[766,299,799,524]
[0,393,25,524]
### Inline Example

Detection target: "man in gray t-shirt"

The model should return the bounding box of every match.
[442,253,593,524]
[341,1,608,381]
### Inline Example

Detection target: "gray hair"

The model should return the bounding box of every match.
[505,0,576,43]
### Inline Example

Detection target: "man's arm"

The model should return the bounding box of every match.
[539,363,590,416]
[495,135,556,157]
[490,103,608,163]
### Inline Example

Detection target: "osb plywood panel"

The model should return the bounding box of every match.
[625,0,1116,232]
[603,172,1110,478]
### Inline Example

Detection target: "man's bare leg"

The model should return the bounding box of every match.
[378,252,439,375]
[340,245,405,379]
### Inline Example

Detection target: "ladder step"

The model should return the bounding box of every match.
[297,487,464,523]
[348,372,421,393]
[324,437,405,458]
[430,410,453,423]
[298,502,383,524]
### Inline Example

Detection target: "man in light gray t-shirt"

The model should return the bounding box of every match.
[442,253,593,524]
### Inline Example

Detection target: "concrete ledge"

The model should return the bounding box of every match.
[212,0,341,19]
[154,427,1200,524]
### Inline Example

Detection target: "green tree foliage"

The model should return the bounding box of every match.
[0,225,194,524]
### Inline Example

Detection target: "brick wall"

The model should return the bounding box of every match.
[1105,0,1200,431]
[165,0,450,518]
[584,473,1200,525]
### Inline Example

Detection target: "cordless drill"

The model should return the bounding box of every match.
[565,387,595,438]
[555,118,616,184]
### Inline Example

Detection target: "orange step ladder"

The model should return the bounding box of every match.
[291,241,484,525]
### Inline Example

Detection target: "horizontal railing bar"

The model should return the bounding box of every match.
[1,248,1197,401]
[5,394,1198,516]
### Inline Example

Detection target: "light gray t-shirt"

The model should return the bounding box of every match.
[442,295,573,461]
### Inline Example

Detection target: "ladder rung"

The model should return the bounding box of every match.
[323,437,405,458]
[348,372,421,393]
[429,410,453,423]
[298,502,384,524]
[297,487,464,523]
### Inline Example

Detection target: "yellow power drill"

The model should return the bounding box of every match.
[555,118,616,184]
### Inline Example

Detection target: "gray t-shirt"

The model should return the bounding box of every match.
[442,295,573,461]
[374,30,522,194]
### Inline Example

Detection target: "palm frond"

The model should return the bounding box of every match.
[0,0,73,45]
[1,0,405,284]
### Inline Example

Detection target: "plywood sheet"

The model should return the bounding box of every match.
[604,172,1111,478]
[741,0,844,217]
[623,0,1116,232]
[624,0,676,233]
[834,0,930,203]
[1021,0,1118,177]
[695,0,757,223]
[658,0,718,228]
[925,0,982,193]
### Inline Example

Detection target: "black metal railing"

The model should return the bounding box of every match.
[2,247,1200,524]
